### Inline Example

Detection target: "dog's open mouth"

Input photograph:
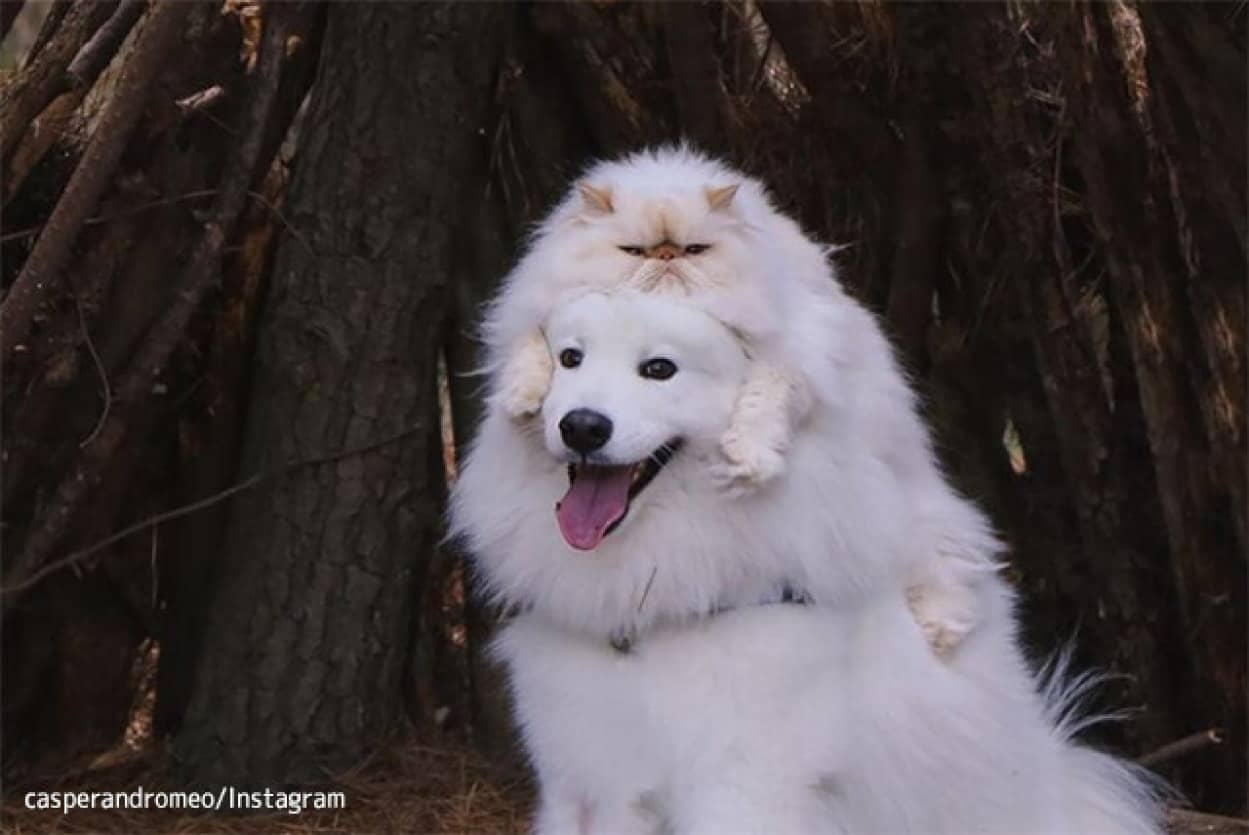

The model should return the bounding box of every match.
[555,441,682,551]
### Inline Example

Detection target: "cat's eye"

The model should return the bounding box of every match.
[618,245,645,256]
[559,348,583,369]
[639,358,677,380]
[683,244,710,255]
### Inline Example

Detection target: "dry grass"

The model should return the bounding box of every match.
[4,736,1245,835]
[2,737,533,835]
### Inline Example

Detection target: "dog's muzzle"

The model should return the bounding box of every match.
[554,440,682,551]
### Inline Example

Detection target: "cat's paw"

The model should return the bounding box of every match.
[714,429,786,494]
[906,580,980,658]
[499,333,553,420]
[500,377,547,420]
[710,462,757,498]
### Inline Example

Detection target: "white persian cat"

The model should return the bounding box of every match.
[482,146,991,653]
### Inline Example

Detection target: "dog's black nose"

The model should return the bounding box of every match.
[559,409,613,454]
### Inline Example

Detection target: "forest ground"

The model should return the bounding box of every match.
[4,733,1248,835]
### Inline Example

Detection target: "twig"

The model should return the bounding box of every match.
[1,423,427,597]
[73,290,111,448]
[1137,727,1224,769]
[0,189,311,253]
[1166,809,1249,835]
[175,84,226,118]
[66,0,147,90]
[0,0,189,359]
[149,521,158,612]
[1,189,217,242]
[3,3,285,592]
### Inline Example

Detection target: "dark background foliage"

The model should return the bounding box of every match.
[1,0,1244,826]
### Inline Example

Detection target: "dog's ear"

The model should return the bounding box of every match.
[578,182,615,215]
[705,183,739,212]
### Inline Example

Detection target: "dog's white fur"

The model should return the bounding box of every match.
[482,147,995,651]
[489,148,822,491]
[450,289,1163,834]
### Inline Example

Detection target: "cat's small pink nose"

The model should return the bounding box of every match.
[649,242,681,260]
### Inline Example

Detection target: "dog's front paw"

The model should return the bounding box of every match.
[906,581,980,658]
[715,429,786,495]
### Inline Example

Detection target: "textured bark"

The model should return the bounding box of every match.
[174,2,502,788]
[941,4,1187,753]
[1,0,27,42]
[0,0,188,360]
[661,3,726,154]
[155,3,325,737]
[0,0,115,164]
[3,0,282,596]
[0,1,251,778]
[1043,4,1246,806]
[530,3,669,154]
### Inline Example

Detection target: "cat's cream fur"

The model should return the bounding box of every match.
[495,163,813,491]
[482,147,986,653]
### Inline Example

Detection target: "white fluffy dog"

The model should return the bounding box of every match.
[479,147,1002,654]
[450,289,1163,834]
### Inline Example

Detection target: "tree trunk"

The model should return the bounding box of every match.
[173,2,502,788]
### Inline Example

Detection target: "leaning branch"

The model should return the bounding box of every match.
[0,0,27,43]
[0,0,187,360]
[3,4,289,593]
[1,424,426,598]
[1137,727,1225,769]
[4,0,150,203]
[0,0,111,164]
[66,0,147,90]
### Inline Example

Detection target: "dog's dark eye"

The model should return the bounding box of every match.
[639,358,677,380]
[618,245,645,256]
[683,244,710,255]
[559,348,583,369]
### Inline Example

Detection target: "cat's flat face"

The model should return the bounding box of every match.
[562,179,757,294]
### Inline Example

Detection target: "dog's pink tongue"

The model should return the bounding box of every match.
[556,465,633,551]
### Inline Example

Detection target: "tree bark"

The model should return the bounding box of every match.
[173,2,502,789]
[0,0,115,165]
[1045,4,1246,806]
[154,2,325,738]
[0,0,188,360]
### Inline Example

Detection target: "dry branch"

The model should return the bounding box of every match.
[0,0,188,359]
[66,0,147,90]
[1137,728,1225,769]
[3,2,288,595]
[5,0,147,204]
[1167,810,1249,835]
[2,422,425,598]
[25,0,73,60]
[756,3,893,162]
[0,0,26,42]
[0,0,113,163]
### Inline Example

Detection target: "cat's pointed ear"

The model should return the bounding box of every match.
[577,182,615,215]
[705,183,740,212]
